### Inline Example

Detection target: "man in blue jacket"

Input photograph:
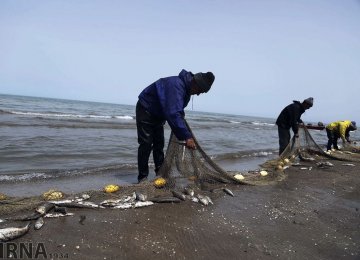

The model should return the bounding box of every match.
[136,69,215,183]
[276,97,313,155]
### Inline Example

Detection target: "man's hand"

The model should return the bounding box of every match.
[185,138,196,150]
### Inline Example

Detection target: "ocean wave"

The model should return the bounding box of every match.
[0,122,137,129]
[212,149,275,161]
[0,163,137,183]
[251,121,275,126]
[0,109,12,115]
[4,109,134,121]
[114,115,133,120]
[0,172,51,182]
[223,120,275,126]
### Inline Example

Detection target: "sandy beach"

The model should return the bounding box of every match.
[0,158,359,260]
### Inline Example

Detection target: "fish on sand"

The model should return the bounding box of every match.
[223,188,234,197]
[0,223,30,242]
[34,217,44,230]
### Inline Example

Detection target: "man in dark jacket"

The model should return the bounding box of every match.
[136,69,215,183]
[276,97,314,155]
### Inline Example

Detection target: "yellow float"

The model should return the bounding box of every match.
[43,189,64,200]
[0,193,7,200]
[153,177,166,188]
[104,184,120,193]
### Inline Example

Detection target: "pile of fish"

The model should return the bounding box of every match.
[0,187,235,242]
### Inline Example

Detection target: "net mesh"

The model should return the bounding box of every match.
[260,125,360,170]
[157,121,244,189]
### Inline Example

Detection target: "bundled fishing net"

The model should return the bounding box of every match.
[157,121,246,189]
[261,125,360,173]
[325,145,360,162]
[158,121,360,189]
[157,120,291,187]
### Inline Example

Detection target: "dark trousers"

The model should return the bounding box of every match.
[136,101,165,181]
[278,126,290,155]
[326,128,339,151]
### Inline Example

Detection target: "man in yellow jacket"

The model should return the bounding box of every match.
[326,120,357,151]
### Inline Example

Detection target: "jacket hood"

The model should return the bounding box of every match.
[293,100,305,112]
[178,69,193,94]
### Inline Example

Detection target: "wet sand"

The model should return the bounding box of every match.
[2,160,360,259]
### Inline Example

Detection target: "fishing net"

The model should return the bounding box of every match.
[260,125,360,172]
[157,121,244,189]
[157,121,360,189]
[157,120,288,188]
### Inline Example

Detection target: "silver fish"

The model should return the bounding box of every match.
[135,192,147,202]
[342,163,355,166]
[77,201,102,208]
[0,223,30,242]
[205,196,214,205]
[49,201,100,209]
[134,201,154,208]
[100,199,122,207]
[316,161,334,168]
[120,192,136,203]
[48,199,73,204]
[69,193,90,203]
[34,217,44,230]
[197,195,209,206]
[171,190,186,201]
[183,195,199,203]
[184,188,194,197]
[44,213,74,218]
[191,197,199,203]
[113,203,133,209]
[223,188,234,197]
[81,194,90,200]
[35,202,55,215]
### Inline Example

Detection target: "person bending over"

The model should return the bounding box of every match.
[276,97,314,155]
[136,69,215,183]
[326,120,357,151]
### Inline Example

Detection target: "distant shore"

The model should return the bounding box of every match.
[1,159,359,259]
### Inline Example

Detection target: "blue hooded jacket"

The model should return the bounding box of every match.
[138,69,193,140]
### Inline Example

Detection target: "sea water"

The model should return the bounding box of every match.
[1,94,350,196]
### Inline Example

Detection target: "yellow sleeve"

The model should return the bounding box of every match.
[339,121,351,140]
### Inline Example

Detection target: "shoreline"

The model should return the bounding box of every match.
[0,156,274,197]
[1,159,359,259]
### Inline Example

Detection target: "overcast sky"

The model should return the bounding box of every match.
[1,0,359,122]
